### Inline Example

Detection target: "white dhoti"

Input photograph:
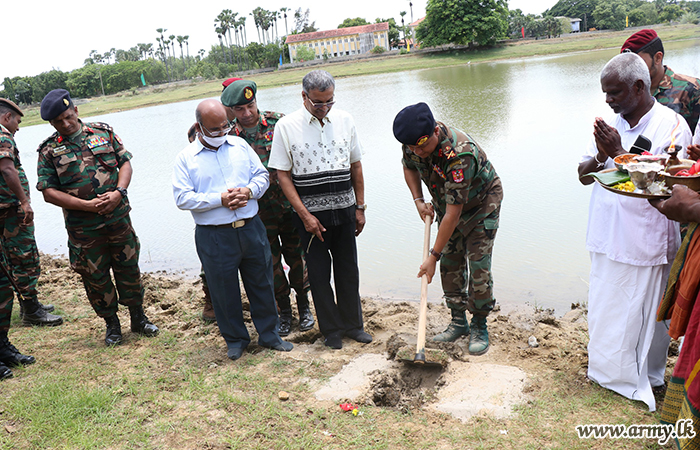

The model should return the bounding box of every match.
[587,252,671,412]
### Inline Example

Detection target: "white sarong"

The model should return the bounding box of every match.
[587,252,671,412]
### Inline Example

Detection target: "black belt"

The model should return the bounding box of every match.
[203,217,254,229]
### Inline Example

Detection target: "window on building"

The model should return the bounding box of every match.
[333,40,336,44]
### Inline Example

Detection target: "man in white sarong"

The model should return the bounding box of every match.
[578,52,692,411]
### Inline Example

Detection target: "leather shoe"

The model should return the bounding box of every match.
[129,305,159,337]
[298,307,315,332]
[228,347,244,360]
[278,310,292,337]
[345,329,372,344]
[104,314,123,346]
[324,334,343,349]
[22,307,64,327]
[262,341,293,352]
[0,362,12,380]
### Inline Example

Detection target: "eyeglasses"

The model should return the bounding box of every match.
[306,97,335,109]
[198,122,232,137]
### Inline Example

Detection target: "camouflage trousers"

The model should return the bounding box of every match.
[440,206,500,317]
[3,207,40,302]
[261,207,309,310]
[0,208,16,332]
[67,216,144,318]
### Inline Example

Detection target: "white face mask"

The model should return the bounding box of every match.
[200,133,228,149]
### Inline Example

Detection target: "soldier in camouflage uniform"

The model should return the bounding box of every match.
[221,80,313,336]
[0,99,49,380]
[394,103,502,355]
[0,99,63,328]
[36,89,158,346]
[622,29,700,133]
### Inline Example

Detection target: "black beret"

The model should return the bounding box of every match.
[221,80,257,107]
[40,89,73,121]
[0,98,23,117]
[393,103,436,146]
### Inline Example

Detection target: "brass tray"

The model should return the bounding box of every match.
[595,168,670,199]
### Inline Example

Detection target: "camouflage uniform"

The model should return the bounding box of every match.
[402,122,503,316]
[0,124,41,307]
[232,111,309,309]
[36,121,144,318]
[654,66,700,133]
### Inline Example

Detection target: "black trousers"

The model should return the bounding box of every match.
[294,215,364,338]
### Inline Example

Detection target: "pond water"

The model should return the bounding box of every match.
[14,40,700,313]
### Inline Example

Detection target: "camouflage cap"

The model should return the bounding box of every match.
[40,89,73,121]
[393,102,436,146]
[221,80,257,107]
[0,98,23,117]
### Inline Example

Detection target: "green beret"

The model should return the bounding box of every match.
[221,80,257,107]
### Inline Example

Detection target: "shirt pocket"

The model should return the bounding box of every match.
[54,152,82,185]
[91,146,118,171]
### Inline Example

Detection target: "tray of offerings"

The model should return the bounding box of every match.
[589,168,671,199]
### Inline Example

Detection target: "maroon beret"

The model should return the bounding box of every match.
[222,77,243,89]
[621,29,660,54]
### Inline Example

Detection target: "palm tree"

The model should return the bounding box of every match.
[400,11,407,47]
[280,7,290,36]
[177,35,186,69]
[183,35,190,62]
[156,28,171,81]
[216,28,229,65]
[250,12,261,43]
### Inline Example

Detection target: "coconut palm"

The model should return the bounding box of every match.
[280,7,290,36]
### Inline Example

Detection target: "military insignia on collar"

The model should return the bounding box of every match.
[87,136,109,149]
[433,164,446,180]
[244,87,254,100]
[57,136,64,143]
[445,148,457,159]
[416,135,428,146]
[52,146,70,156]
[452,169,464,183]
[262,117,268,127]
[264,130,274,141]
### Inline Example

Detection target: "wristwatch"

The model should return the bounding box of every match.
[115,187,128,198]
[356,204,367,211]
[247,189,253,200]
[429,248,442,261]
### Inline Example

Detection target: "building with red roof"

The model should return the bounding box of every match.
[285,22,390,63]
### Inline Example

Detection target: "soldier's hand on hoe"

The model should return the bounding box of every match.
[415,200,434,223]
[417,257,436,284]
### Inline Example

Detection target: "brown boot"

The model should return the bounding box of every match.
[202,285,216,323]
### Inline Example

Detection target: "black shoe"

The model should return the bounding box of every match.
[298,306,315,332]
[22,307,64,327]
[227,347,244,360]
[278,310,292,337]
[104,314,123,346]
[0,334,36,367]
[345,329,372,344]
[324,334,343,349]
[129,305,159,337]
[38,302,55,312]
[0,362,12,380]
[262,341,293,352]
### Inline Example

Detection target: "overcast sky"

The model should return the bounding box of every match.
[3,0,557,81]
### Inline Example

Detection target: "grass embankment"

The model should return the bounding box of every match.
[18,24,700,128]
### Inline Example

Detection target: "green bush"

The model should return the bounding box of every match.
[371,46,386,54]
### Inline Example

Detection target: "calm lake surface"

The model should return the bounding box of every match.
[14,41,700,313]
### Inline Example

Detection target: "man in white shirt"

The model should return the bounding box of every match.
[578,52,692,411]
[269,70,370,350]
[173,99,292,361]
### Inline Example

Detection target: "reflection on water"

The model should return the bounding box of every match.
[14,41,700,313]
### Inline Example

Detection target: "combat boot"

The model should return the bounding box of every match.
[129,305,159,337]
[0,331,36,367]
[297,293,315,332]
[21,299,63,327]
[0,361,12,380]
[432,309,469,342]
[468,315,490,355]
[278,308,293,337]
[19,300,54,317]
[201,285,216,323]
[104,314,123,346]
